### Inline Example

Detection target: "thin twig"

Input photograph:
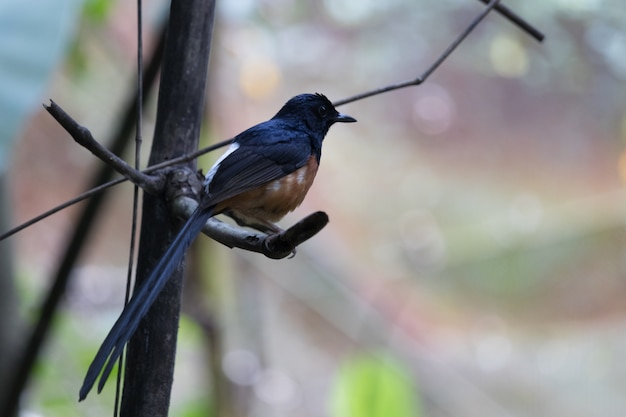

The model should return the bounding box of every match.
[475,0,544,41]
[114,0,145,413]
[0,138,234,242]
[0,178,125,241]
[334,0,542,107]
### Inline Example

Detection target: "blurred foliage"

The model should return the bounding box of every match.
[331,352,422,417]
[175,400,215,417]
[83,0,115,22]
[66,0,115,77]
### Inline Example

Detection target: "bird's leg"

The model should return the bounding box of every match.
[223,210,283,235]
[224,210,297,257]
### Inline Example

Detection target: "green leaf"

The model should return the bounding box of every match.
[83,0,114,22]
[330,353,423,417]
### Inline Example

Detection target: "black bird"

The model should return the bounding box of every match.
[79,93,356,400]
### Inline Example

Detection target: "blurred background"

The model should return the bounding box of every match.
[2,0,626,416]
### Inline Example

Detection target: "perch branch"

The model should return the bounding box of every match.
[166,168,328,258]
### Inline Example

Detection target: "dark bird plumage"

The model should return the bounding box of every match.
[79,93,355,400]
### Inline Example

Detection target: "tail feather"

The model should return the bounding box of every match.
[79,206,214,401]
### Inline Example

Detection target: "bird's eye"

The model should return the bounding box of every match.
[318,105,328,117]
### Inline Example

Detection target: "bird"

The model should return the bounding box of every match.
[79,93,356,400]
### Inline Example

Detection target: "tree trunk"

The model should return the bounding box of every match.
[120,1,215,415]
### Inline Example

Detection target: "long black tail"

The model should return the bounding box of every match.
[79,206,214,400]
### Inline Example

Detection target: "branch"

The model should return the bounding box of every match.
[0,137,236,242]
[476,0,544,41]
[167,169,328,259]
[334,0,543,107]
[43,100,162,194]
[2,0,544,243]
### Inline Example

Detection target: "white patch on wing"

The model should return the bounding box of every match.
[269,180,282,191]
[296,167,307,184]
[204,142,240,192]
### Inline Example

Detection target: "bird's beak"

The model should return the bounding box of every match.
[334,113,357,123]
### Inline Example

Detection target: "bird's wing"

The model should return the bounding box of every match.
[205,129,312,204]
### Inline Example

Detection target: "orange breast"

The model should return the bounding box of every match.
[215,156,319,224]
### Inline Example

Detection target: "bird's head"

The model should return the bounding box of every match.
[273,93,356,137]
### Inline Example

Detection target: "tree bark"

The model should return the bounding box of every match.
[120,1,215,416]
[0,173,22,417]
